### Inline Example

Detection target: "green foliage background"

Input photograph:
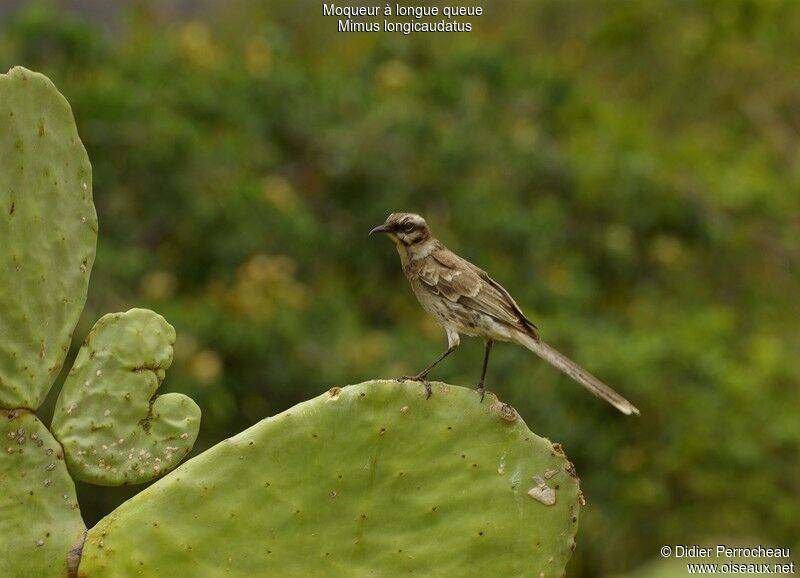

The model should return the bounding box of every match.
[2,1,798,575]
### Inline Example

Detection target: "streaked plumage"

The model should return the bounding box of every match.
[370,212,639,416]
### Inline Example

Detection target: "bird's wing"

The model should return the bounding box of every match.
[417,250,482,300]
[419,249,538,334]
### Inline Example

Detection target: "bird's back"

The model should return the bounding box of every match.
[405,242,539,341]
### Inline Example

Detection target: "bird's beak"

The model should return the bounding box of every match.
[369,224,392,236]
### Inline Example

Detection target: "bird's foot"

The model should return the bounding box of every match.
[396,373,433,399]
[397,372,428,382]
[476,382,486,403]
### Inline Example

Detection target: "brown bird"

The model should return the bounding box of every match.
[370,212,640,415]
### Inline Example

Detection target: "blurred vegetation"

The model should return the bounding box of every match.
[1,1,798,575]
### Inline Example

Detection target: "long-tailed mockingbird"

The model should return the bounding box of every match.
[370,212,639,415]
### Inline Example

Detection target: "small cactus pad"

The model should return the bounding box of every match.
[0,66,97,410]
[79,381,581,578]
[1,409,86,578]
[51,309,201,486]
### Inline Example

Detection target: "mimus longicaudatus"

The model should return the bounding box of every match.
[370,212,639,416]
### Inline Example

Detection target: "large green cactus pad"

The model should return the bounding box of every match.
[1,409,86,578]
[51,309,201,486]
[0,66,97,410]
[79,381,581,578]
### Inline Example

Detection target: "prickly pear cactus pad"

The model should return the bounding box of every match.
[1,409,86,578]
[79,381,581,578]
[51,309,201,486]
[0,66,97,410]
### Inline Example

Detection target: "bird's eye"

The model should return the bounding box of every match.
[403,222,415,233]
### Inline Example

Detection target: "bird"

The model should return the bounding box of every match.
[369,212,640,416]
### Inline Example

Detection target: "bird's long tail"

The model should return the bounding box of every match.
[515,333,640,416]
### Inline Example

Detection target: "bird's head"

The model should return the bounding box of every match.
[369,213,431,246]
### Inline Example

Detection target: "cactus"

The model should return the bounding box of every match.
[51,309,201,486]
[0,67,200,578]
[2,66,582,577]
[0,66,97,410]
[0,410,85,578]
[79,381,581,578]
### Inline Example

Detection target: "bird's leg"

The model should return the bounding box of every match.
[399,329,461,399]
[399,344,458,399]
[398,330,460,399]
[415,345,459,379]
[476,340,493,402]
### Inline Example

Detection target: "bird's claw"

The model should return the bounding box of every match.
[398,372,428,382]
[396,374,433,399]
